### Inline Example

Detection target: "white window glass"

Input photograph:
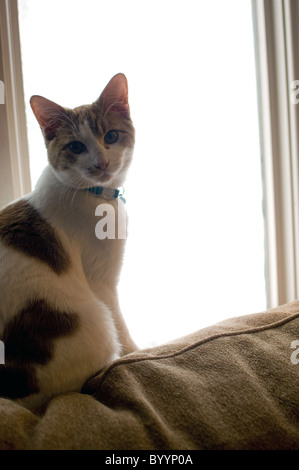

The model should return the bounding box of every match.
[18,0,266,347]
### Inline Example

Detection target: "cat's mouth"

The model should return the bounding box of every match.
[87,169,113,185]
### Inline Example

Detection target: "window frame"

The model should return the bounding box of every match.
[0,0,31,203]
[252,0,299,307]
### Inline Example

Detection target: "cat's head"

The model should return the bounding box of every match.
[30,73,135,189]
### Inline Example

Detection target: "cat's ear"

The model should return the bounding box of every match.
[98,73,130,115]
[30,95,67,141]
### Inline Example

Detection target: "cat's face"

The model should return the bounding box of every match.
[30,74,135,189]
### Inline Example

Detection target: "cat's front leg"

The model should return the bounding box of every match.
[110,301,138,355]
[99,287,138,355]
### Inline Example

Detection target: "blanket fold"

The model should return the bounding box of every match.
[1,301,299,449]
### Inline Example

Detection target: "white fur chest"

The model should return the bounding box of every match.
[80,202,127,290]
[30,167,127,298]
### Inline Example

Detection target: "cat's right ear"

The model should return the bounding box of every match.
[97,73,130,116]
[30,96,66,141]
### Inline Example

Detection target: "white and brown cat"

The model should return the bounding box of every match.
[0,73,137,409]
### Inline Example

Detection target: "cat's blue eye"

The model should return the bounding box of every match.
[68,141,86,154]
[104,130,119,145]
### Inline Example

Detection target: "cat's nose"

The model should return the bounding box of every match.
[94,161,109,171]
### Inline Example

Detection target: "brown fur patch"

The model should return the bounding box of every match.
[0,299,79,399]
[0,200,69,274]
[0,365,38,399]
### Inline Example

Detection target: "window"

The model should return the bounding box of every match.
[2,0,270,347]
[253,0,299,308]
[0,0,31,205]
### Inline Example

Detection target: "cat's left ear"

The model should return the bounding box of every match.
[98,73,130,115]
[30,95,67,141]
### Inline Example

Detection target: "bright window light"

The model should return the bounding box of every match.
[18,0,266,348]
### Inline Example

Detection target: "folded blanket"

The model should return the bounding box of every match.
[1,300,299,450]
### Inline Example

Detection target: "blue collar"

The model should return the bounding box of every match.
[87,186,126,203]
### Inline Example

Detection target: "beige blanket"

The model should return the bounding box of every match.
[1,300,299,450]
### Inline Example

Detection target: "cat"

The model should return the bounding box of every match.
[0,73,137,410]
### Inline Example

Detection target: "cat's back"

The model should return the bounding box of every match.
[0,197,70,272]
[0,196,120,408]
[0,197,72,327]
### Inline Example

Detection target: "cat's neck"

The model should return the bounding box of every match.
[32,165,117,206]
[28,165,121,230]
